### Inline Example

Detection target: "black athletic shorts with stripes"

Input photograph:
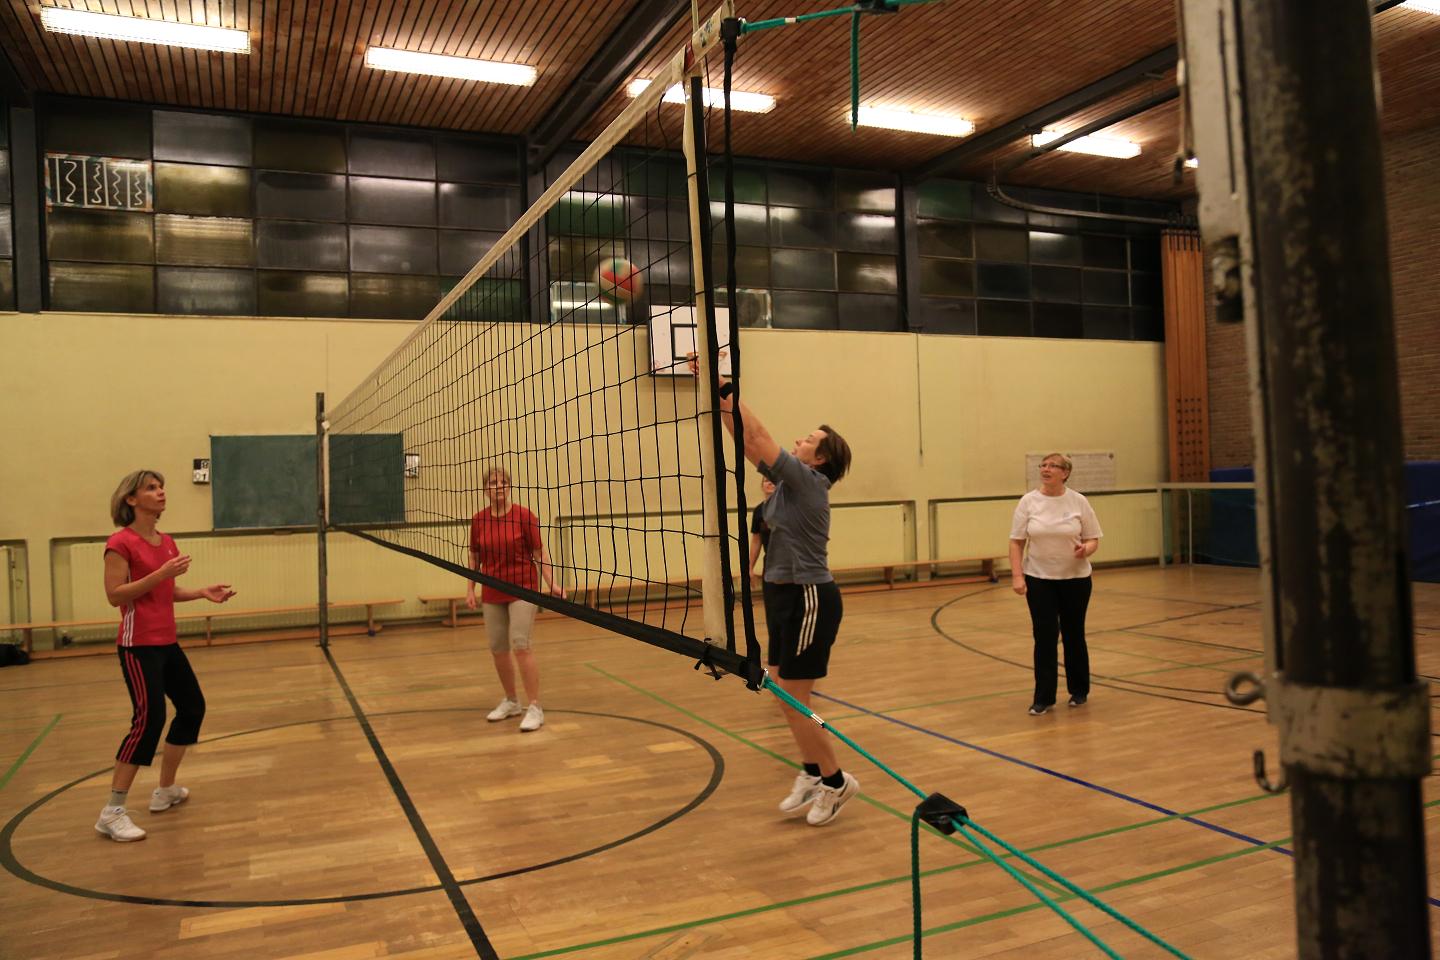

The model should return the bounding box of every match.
[763,580,843,680]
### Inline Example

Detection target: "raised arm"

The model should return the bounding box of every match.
[685,354,781,468]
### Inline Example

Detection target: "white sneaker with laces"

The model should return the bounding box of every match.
[778,773,822,815]
[519,703,545,732]
[806,772,860,826]
[487,698,523,722]
[149,785,189,813]
[95,806,147,842]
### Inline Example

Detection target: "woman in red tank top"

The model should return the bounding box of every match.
[95,469,236,843]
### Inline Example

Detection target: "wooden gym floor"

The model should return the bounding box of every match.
[2,564,1438,959]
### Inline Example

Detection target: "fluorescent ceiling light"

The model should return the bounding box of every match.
[366,47,536,86]
[39,7,249,53]
[1402,1,1440,13]
[1184,157,1199,168]
[855,106,974,137]
[626,79,776,113]
[1032,128,1141,159]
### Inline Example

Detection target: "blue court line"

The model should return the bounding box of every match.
[812,691,1440,909]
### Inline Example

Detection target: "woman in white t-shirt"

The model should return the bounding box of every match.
[1008,453,1103,716]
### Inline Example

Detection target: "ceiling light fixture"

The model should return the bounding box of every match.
[1032,129,1142,159]
[1401,1,1440,13]
[365,47,537,86]
[854,106,974,137]
[626,79,776,113]
[1184,157,1199,168]
[39,7,249,53]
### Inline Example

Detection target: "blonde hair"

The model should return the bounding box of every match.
[1040,453,1073,475]
[110,469,165,526]
[482,465,510,486]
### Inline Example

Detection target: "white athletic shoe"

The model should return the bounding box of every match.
[806,772,860,827]
[778,773,822,816]
[95,806,147,842]
[487,698,523,722]
[149,785,190,813]
[519,703,545,732]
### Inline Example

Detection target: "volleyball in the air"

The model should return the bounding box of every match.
[595,257,644,305]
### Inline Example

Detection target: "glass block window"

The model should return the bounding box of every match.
[909,179,1168,341]
[39,99,522,320]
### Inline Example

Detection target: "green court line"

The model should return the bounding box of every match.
[1087,642,1259,675]
[733,686,1033,734]
[803,836,1294,960]
[732,652,1258,736]
[505,794,1288,960]
[0,714,61,791]
[578,664,1008,869]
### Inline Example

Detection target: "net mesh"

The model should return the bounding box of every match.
[327,34,755,667]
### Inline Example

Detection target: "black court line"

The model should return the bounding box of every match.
[0,708,724,909]
[930,586,1264,712]
[320,646,499,960]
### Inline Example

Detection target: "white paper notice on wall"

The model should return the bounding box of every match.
[1025,452,1116,492]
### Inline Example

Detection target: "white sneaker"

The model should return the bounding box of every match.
[95,806,146,842]
[806,772,860,826]
[487,698,523,722]
[778,773,822,815]
[149,785,190,812]
[519,703,545,732]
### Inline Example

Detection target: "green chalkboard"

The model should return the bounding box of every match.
[211,435,317,529]
[211,434,405,530]
[329,433,405,526]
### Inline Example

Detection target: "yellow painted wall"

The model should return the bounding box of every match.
[1,311,1166,646]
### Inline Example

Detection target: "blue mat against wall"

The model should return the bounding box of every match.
[1203,463,1440,583]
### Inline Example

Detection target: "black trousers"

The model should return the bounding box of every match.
[1024,575,1092,706]
[115,643,206,766]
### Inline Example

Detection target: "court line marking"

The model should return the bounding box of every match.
[0,715,61,792]
[321,646,499,960]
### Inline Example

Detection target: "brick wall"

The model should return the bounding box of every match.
[1206,120,1440,468]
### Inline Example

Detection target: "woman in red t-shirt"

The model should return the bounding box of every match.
[95,470,236,843]
[465,466,561,732]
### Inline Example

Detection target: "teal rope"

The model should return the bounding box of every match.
[961,817,1194,959]
[763,677,1195,959]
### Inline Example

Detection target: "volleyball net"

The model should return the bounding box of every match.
[324,2,760,682]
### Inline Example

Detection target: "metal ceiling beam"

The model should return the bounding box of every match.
[910,45,1178,181]
[526,0,692,173]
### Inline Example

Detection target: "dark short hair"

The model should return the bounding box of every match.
[815,424,851,484]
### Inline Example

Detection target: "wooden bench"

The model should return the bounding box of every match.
[832,556,1001,592]
[2,599,404,655]
[419,595,483,628]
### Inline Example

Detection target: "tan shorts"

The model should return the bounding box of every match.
[483,601,537,653]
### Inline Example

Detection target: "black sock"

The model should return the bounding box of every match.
[803,762,822,778]
[821,769,845,788]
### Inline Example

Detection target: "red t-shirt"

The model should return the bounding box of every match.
[469,505,542,605]
[104,527,179,647]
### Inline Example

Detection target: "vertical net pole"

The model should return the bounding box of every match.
[682,73,731,648]
[315,391,330,649]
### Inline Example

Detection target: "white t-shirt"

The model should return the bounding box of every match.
[1009,488,1103,580]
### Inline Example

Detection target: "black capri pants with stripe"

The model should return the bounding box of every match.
[115,643,206,766]
[764,580,843,680]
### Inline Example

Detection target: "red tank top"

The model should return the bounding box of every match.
[105,527,179,647]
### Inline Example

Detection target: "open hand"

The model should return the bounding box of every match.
[158,555,192,580]
[201,584,236,603]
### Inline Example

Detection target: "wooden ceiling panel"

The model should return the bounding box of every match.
[0,0,1436,202]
